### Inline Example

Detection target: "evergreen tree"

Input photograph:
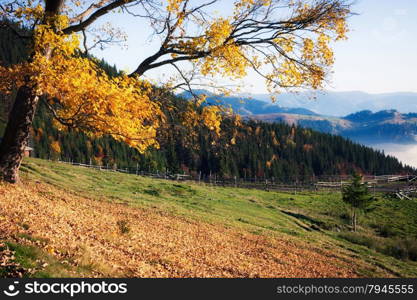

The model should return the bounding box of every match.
[1,22,415,181]
[342,173,375,232]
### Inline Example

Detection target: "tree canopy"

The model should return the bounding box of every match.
[342,173,375,231]
[0,0,351,150]
[0,0,351,182]
[2,22,414,183]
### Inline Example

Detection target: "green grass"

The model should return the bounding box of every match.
[0,236,94,278]
[14,158,417,277]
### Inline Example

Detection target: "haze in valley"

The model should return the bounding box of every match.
[372,144,417,169]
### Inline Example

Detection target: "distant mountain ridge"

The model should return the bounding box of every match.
[178,90,417,144]
[1,23,414,179]
[179,90,318,116]
[246,91,417,116]
[249,110,417,144]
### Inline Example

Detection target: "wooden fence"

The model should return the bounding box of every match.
[53,159,417,197]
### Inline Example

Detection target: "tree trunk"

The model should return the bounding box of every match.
[352,209,357,232]
[0,1,64,183]
[0,84,39,183]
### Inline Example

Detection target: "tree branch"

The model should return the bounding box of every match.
[69,0,112,24]
[63,0,138,34]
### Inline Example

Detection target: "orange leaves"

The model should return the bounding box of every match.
[180,100,223,137]
[169,16,250,80]
[302,38,315,61]
[0,243,29,278]
[197,18,250,79]
[0,179,357,278]
[180,0,349,96]
[201,44,250,79]
[0,1,352,150]
[5,0,350,102]
[50,140,62,154]
[201,106,222,136]
[205,18,233,49]
[1,25,163,153]
[14,4,44,21]
[0,64,26,94]
[41,57,162,152]
[274,37,295,53]
[317,33,334,65]
[166,0,185,13]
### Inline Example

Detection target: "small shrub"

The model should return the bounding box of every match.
[116,220,130,234]
[319,220,341,231]
[339,232,378,250]
[339,232,417,262]
[407,240,417,261]
[144,188,160,197]
[376,224,399,238]
[383,243,408,260]
[339,212,351,222]
[237,218,250,224]
[167,184,196,197]
[383,238,417,262]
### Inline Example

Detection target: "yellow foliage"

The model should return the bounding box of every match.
[0,0,352,147]
[14,4,44,21]
[50,140,61,154]
[201,106,222,135]
[0,22,163,153]
[197,18,250,79]
[201,43,250,79]
[166,0,185,13]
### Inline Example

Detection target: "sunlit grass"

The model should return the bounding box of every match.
[0,157,414,277]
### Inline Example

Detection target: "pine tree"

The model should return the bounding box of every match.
[342,173,375,232]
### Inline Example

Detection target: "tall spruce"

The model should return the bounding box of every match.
[342,173,375,232]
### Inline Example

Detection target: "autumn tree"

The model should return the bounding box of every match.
[0,0,351,183]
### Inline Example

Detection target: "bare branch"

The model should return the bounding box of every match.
[69,0,112,23]
[63,0,138,34]
[128,0,350,84]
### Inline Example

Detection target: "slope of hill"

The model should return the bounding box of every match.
[1,158,417,278]
[249,91,417,116]
[245,113,353,134]
[179,90,317,116]
[179,90,417,145]
[2,23,414,180]
[249,110,417,144]
[4,99,412,181]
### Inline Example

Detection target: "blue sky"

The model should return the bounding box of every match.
[91,0,417,94]
[329,0,417,94]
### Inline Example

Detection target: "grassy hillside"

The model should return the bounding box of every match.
[0,158,416,278]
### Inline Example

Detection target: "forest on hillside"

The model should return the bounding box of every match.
[1,21,414,182]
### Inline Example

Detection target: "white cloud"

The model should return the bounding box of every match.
[373,144,417,168]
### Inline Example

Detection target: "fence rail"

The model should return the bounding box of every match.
[54,160,417,196]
